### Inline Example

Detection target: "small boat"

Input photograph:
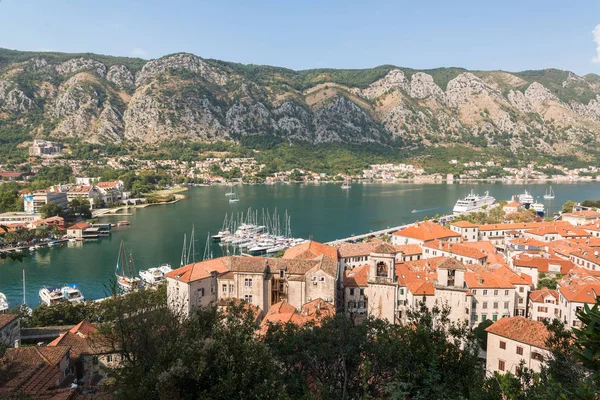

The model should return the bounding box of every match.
[115,240,143,292]
[543,186,555,200]
[62,284,85,304]
[68,238,77,243]
[39,287,66,306]
[48,241,58,247]
[118,221,131,226]
[28,246,35,252]
[411,209,417,213]
[225,186,236,197]
[0,292,8,312]
[139,264,172,285]
[341,181,351,189]
[229,196,240,203]
[531,203,545,217]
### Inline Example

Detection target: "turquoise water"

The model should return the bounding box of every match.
[1,182,598,307]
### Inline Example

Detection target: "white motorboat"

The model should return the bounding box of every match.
[0,292,8,312]
[452,190,495,213]
[543,186,555,200]
[266,245,287,254]
[225,186,236,197]
[139,264,173,285]
[229,197,240,203]
[62,285,85,304]
[39,287,66,306]
[28,246,36,252]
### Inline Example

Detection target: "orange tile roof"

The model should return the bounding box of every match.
[283,240,339,261]
[571,247,600,265]
[465,270,513,289]
[525,224,591,238]
[451,221,479,228]
[344,264,369,287]
[529,288,558,303]
[166,258,229,283]
[259,299,334,335]
[558,282,600,304]
[68,185,93,193]
[423,240,487,260]
[407,281,435,296]
[392,221,461,241]
[562,210,600,219]
[338,240,380,258]
[0,314,19,329]
[513,255,575,274]
[371,242,398,254]
[492,265,531,286]
[478,222,548,232]
[504,201,522,208]
[68,222,90,230]
[508,237,547,247]
[569,238,600,248]
[486,317,549,349]
[97,181,120,188]
[582,223,600,232]
[394,244,423,256]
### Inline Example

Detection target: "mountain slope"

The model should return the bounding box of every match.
[1,48,600,157]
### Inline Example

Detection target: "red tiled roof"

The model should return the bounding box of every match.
[394,244,423,256]
[562,210,600,219]
[68,222,90,230]
[392,221,461,241]
[465,270,513,289]
[529,288,558,303]
[508,237,547,247]
[166,258,229,283]
[450,221,479,228]
[283,240,339,261]
[492,265,531,286]
[0,314,19,329]
[513,255,574,274]
[424,240,487,260]
[344,264,369,287]
[338,240,380,258]
[558,282,600,304]
[486,317,549,349]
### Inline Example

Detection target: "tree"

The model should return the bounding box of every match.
[68,197,92,219]
[574,298,600,388]
[473,318,494,350]
[562,200,576,213]
[537,272,559,290]
[39,202,64,218]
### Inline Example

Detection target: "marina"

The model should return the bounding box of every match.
[0,182,598,308]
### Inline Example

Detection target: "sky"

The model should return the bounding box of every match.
[0,0,599,75]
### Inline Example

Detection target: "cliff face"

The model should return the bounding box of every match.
[1,48,600,154]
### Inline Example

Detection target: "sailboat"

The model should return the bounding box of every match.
[543,186,555,200]
[225,185,236,197]
[341,180,351,189]
[115,240,143,292]
[229,193,240,203]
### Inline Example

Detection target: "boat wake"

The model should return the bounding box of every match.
[411,207,437,214]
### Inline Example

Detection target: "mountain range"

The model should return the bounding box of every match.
[1,48,600,157]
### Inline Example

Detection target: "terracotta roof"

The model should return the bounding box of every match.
[558,282,600,304]
[450,221,479,228]
[283,240,339,261]
[2,346,69,367]
[492,265,531,286]
[338,240,379,258]
[68,222,90,230]
[407,281,435,296]
[508,237,547,248]
[562,210,600,219]
[259,299,335,335]
[571,248,600,265]
[529,288,559,303]
[0,313,19,329]
[478,222,547,232]
[513,255,574,274]
[525,224,591,238]
[371,242,398,254]
[67,185,93,193]
[582,223,600,232]
[300,298,336,319]
[437,257,467,270]
[424,240,487,261]
[465,270,513,289]
[394,244,423,256]
[392,221,461,241]
[97,181,121,188]
[344,264,369,287]
[486,317,549,349]
[166,257,230,283]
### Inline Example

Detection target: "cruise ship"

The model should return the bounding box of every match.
[452,190,495,214]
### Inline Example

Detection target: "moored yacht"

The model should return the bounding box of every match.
[39,287,66,306]
[0,292,8,312]
[518,190,534,207]
[139,264,173,285]
[62,284,85,304]
[531,202,545,217]
[452,190,495,214]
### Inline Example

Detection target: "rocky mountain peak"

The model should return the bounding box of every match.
[362,69,409,99]
[135,53,228,86]
[409,72,444,101]
[55,58,107,77]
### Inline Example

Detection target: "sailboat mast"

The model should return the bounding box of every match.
[22,270,26,305]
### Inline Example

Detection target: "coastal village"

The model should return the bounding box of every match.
[1,180,600,396]
[1,140,599,187]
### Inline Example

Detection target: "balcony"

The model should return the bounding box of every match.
[369,276,394,285]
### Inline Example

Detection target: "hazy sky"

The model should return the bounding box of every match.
[1,0,599,75]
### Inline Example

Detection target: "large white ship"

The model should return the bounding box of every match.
[453,190,495,214]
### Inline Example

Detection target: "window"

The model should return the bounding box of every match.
[531,352,544,362]
[493,302,498,309]
[498,360,505,371]
[360,289,364,296]
[319,276,325,282]
[538,306,548,313]
[222,284,227,293]
[472,290,477,295]
[494,290,498,296]
[474,314,479,321]
[348,301,352,309]
[505,290,509,296]
[504,302,509,309]
[244,278,253,287]
[244,294,253,303]
[197,288,204,297]
[499,341,506,350]
[482,314,487,321]
[358,301,364,308]
[279,270,285,278]
[229,284,234,293]
[519,298,524,304]
[516,346,523,355]
[350,288,355,296]
[483,290,488,295]
[493,314,498,321]
[483,302,488,309]
[519,287,524,293]
[107,355,113,362]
